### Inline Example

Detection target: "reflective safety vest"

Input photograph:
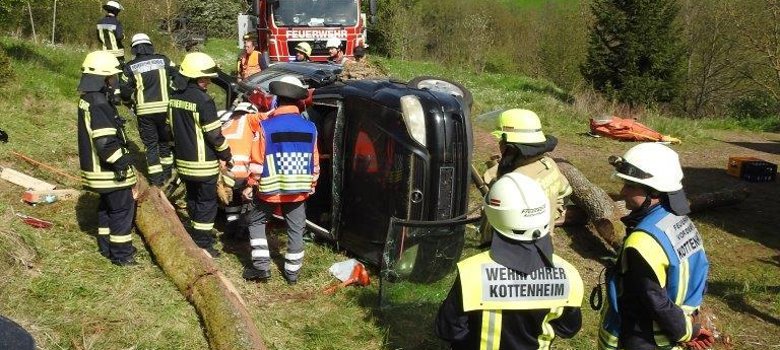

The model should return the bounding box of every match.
[222,112,265,185]
[599,205,709,350]
[96,17,123,58]
[77,94,137,192]
[458,251,584,350]
[258,113,317,195]
[237,50,262,80]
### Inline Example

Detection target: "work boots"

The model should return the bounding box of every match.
[243,267,270,282]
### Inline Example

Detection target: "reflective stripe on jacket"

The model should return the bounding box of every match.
[168,83,231,181]
[123,55,174,115]
[222,112,265,185]
[78,93,137,192]
[457,251,583,350]
[96,16,124,58]
[599,205,709,349]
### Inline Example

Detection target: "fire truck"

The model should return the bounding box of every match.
[238,0,375,63]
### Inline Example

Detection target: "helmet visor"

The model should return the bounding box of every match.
[609,155,652,179]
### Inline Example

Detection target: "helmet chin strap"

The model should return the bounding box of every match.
[638,193,654,211]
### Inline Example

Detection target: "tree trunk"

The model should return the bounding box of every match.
[134,177,266,350]
[555,159,624,251]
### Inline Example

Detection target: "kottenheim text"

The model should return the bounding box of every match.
[480,263,570,302]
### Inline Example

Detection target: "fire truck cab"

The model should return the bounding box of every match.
[238,0,375,63]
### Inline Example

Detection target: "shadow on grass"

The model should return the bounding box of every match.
[515,81,575,104]
[719,139,780,155]
[353,287,449,350]
[562,224,615,262]
[1,42,63,75]
[707,280,780,326]
[680,166,780,251]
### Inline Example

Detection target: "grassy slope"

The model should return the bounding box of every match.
[0,37,778,349]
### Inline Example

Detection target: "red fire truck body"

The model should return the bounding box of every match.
[246,0,368,63]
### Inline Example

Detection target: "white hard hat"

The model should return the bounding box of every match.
[131,33,151,47]
[326,38,341,49]
[483,173,551,241]
[234,102,258,114]
[269,75,307,100]
[610,143,683,192]
[103,1,123,12]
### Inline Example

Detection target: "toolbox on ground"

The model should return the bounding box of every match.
[726,156,777,182]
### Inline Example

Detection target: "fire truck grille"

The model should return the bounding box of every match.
[437,166,454,219]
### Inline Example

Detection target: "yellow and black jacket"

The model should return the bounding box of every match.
[77,91,137,193]
[121,53,175,115]
[436,251,584,350]
[96,15,124,58]
[168,82,232,181]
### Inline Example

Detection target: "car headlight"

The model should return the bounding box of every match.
[400,95,426,147]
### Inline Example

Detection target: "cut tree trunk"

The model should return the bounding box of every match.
[555,159,625,251]
[134,177,266,350]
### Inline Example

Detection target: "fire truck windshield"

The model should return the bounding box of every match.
[273,0,359,27]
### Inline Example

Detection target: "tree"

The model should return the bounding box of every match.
[581,0,686,106]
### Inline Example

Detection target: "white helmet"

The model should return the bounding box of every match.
[234,102,258,114]
[326,37,341,49]
[131,33,151,47]
[610,143,683,192]
[103,1,123,12]
[483,173,551,241]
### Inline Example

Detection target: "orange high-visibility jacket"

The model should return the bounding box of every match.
[237,50,262,80]
[221,111,268,186]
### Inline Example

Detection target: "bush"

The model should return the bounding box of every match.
[0,46,13,82]
[727,92,780,120]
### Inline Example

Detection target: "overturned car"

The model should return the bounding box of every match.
[214,63,475,282]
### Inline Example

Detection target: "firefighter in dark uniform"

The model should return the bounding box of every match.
[96,1,125,65]
[598,143,713,350]
[241,76,319,285]
[436,173,584,350]
[168,52,231,258]
[120,33,176,186]
[77,50,137,266]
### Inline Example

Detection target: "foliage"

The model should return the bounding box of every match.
[581,0,686,106]
[178,0,246,39]
[727,91,780,120]
[0,45,12,81]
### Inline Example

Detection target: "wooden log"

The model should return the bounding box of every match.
[555,159,624,251]
[134,177,266,350]
[11,151,81,183]
[0,167,56,191]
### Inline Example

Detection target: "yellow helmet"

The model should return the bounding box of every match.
[295,42,312,57]
[179,52,218,78]
[491,109,546,144]
[81,51,121,76]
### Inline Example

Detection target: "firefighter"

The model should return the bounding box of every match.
[479,109,572,245]
[77,50,137,266]
[326,37,349,64]
[120,33,177,186]
[436,173,583,349]
[598,143,713,350]
[96,1,125,65]
[241,76,319,285]
[221,102,266,238]
[293,42,312,62]
[168,52,232,258]
[237,32,263,81]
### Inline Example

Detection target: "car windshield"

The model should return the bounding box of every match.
[272,0,358,27]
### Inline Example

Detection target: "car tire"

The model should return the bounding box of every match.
[408,76,473,110]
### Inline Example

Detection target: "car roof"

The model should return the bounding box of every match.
[242,62,343,91]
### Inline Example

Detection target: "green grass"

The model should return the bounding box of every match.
[1,36,779,350]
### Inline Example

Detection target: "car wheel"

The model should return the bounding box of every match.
[408,76,473,110]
